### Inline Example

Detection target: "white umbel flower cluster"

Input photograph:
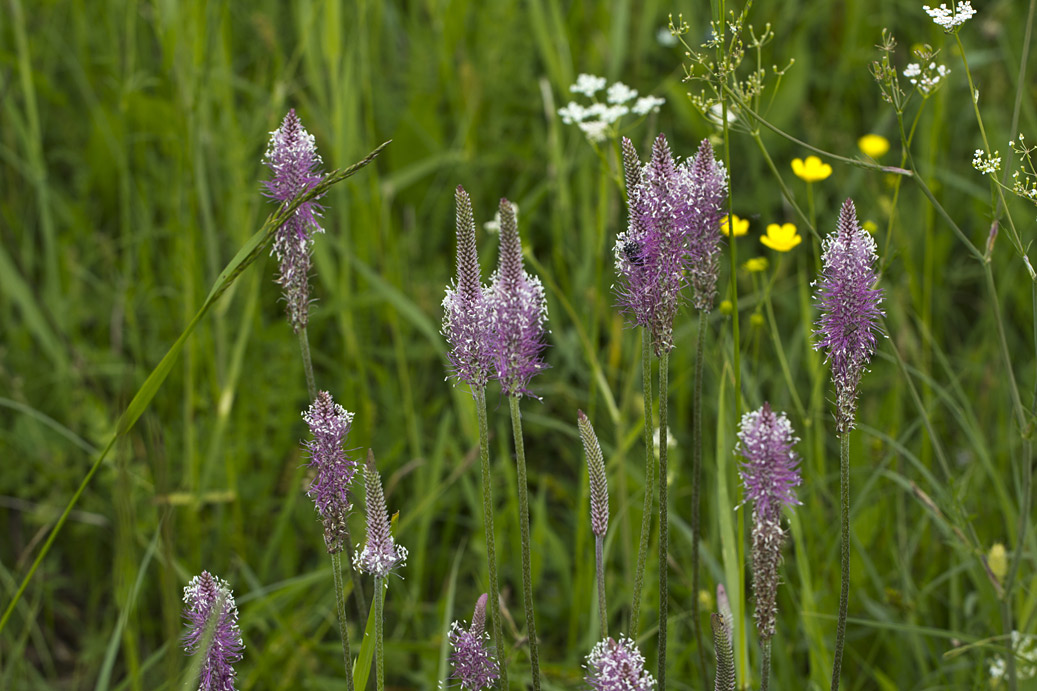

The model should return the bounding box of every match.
[923,2,977,30]
[903,61,950,95]
[558,74,665,143]
[972,149,1001,175]
[989,631,1037,682]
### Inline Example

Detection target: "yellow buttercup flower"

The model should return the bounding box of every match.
[761,223,802,252]
[719,299,734,315]
[858,134,890,158]
[743,256,769,272]
[720,214,749,237]
[791,155,832,182]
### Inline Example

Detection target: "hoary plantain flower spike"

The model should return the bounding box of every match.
[711,613,736,691]
[182,571,244,691]
[446,593,500,690]
[686,139,728,312]
[584,635,657,691]
[354,450,408,578]
[262,109,325,333]
[578,410,609,537]
[302,391,358,553]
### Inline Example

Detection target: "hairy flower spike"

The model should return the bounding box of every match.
[615,135,727,353]
[302,391,358,553]
[737,403,802,642]
[262,109,325,333]
[447,594,500,690]
[487,198,549,397]
[711,612,736,691]
[686,139,727,311]
[578,410,609,537]
[584,636,657,690]
[443,186,493,390]
[813,199,884,434]
[182,571,244,691]
[354,450,408,578]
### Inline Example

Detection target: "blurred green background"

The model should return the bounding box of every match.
[2,0,1036,688]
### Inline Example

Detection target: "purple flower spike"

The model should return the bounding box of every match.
[262,109,325,333]
[443,186,493,390]
[488,197,548,398]
[813,198,884,434]
[736,403,802,641]
[447,593,500,690]
[584,636,657,691]
[615,135,727,354]
[303,391,358,553]
[182,571,244,691]
[354,450,408,578]
[686,139,727,312]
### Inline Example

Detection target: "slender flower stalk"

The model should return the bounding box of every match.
[686,139,728,690]
[303,392,361,687]
[447,593,501,690]
[736,404,803,691]
[584,636,657,691]
[182,571,244,691]
[490,197,548,689]
[442,186,508,688]
[578,410,609,637]
[630,329,654,639]
[354,450,408,691]
[812,199,883,691]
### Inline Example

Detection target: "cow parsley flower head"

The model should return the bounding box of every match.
[354,451,408,578]
[923,2,976,31]
[903,61,950,95]
[182,571,244,691]
[558,76,664,143]
[302,391,358,553]
[813,199,885,434]
[446,594,500,690]
[584,636,656,690]
[443,186,494,390]
[487,198,549,398]
[262,109,325,333]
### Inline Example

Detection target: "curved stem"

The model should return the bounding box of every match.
[509,395,541,690]
[691,311,709,691]
[595,535,608,639]
[330,552,355,691]
[830,431,851,691]
[658,350,669,689]
[631,329,655,638]
[374,575,384,691]
[474,388,508,689]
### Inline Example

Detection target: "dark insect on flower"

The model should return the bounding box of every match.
[622,240,645,267]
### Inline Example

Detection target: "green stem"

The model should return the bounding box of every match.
[298,327,317,401]
[830,431,851,691]
[595,535,608,639]
[474,387,508,689]
[509,395,541,690]
[631,329,655,639]
[691,311,709,691]
[331,552,355,691]
[374,575,384,691]
[341,523,368,629]
[658,350,669,689]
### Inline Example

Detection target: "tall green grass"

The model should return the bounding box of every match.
[1,0,1035,688]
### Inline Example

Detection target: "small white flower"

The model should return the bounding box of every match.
[903,63,921,79]
[632,95,666,116]
[972,149,1001,174]
[903,62,949,95]
[607,81,638,105]
[558,102,588,125]
[578,120,610,143]
[989,631,1037,681]
[923,2,977,31]
[570,73,607,98]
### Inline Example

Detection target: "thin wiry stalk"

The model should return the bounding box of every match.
[761,638,772,691]
[658,350,669,688]
[474,387,508,689]
[298,327,317,401]
[631,328,654,638]
[595,535,608,638]
[509,395,541,690]
[374,575,384,691]
[692,310,709,690]
[830,431,851,691]
[331,552,355,691]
